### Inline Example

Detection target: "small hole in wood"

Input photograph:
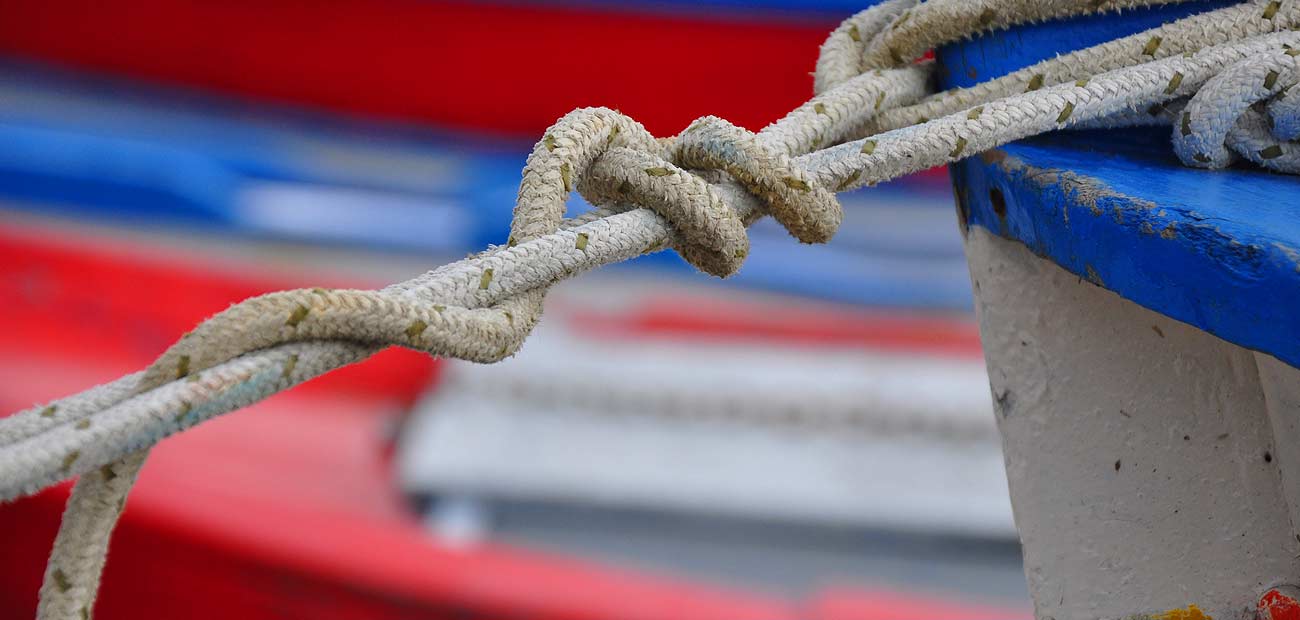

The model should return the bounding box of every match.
[989,187,1007,218]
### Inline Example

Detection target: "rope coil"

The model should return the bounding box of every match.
[5,1,1300,617]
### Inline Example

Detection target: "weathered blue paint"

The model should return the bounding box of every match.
[952,126,1300,367]
[937,1,1300,366]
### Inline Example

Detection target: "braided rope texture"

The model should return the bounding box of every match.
[4,0,1300,617]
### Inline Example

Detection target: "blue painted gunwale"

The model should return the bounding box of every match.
[940,1,1300,367]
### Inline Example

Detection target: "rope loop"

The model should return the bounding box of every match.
[577,145,750,277]
[511,107,664,245]
[519,108,843,277]
[15,3,1300,619]
[1175,44,1300,169]
[672,116,843,246]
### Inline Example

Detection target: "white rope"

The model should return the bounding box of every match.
[1269,83,1300,140]
[864,0,1300,134]
[5,1,1300,617]
[1177,45,1300,167]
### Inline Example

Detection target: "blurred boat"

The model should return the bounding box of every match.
[0,60,970,310]
[400,288,1012,539]
[0,1,1024,617]
[0,218,1024,619]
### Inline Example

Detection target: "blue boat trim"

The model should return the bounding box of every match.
[936,0,1300,361]
[952,127,1300,368]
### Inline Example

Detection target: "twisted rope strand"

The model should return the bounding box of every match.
[6,2,1300,618]
[857,0,1200,71]
[814,0,919,94]
[1176,46,1300,167]
[807,31,1300,193]
[868,0,1300,135]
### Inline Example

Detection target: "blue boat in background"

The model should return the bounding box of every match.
[0,57,972,310]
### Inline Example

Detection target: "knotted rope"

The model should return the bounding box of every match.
[4,1,1300,617]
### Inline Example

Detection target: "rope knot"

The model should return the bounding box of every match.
[671,116,843,245]
[517,109,842,279]
[21,5,1300,619]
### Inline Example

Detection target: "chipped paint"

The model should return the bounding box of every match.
[1274,243,1300,273]
[1151,604,1211,620]
[948,128,1300,370]
[939,3,1297,619]
[1259,586,1300,620]
[964,227,1300,620]
[1120,605,1213,620]
[1085,264,1104,286]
